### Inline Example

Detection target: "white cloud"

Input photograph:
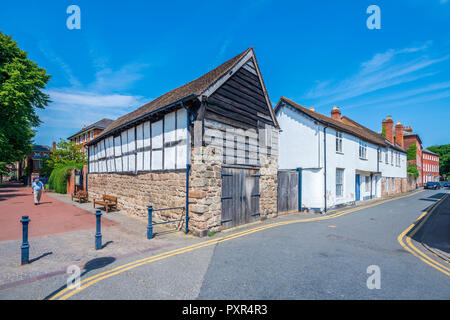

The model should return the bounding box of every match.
[304,42,448,107]
[47,90,144,108]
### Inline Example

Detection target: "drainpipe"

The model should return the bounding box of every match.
[323,126,328,214]
[180,101,190,234]
[86,146,89,193]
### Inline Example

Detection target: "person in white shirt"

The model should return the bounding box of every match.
[32,178,44,205]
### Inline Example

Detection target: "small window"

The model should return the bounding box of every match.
[85,133,88,142]
[385,150,388,163]
[91,131,94,139]
[391,151,394,165]
[336,169,344,197]
[365,176,370,192]
[391,178,395,191]
[336,132,343,153]
[378,149,382,162]
[359,141,367,159]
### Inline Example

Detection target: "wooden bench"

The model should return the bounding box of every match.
[93,195,118,213]
[72,190,89,203]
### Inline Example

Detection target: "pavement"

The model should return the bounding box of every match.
[416,191,450,261]
[0,185,448,300]
[0,182,116,241]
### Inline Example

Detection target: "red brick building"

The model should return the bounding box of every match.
[422,149,440,183]
[68,118,114,154]
[403,126,424,186]
[12,144,54,184]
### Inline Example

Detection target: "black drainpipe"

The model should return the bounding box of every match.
[323,126,328,214]
[180,101,190,234]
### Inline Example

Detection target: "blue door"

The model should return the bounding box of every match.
[355,174,360,201]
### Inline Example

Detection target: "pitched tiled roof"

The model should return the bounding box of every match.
[32,145,51,152]
[423,149,438,156]
[276,97,405,152]
[68,118,114,139]
[91,48,253,144]
[341,116,406,153]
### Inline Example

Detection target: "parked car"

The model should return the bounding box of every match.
[425,182,440,190]
[443,181,450,188]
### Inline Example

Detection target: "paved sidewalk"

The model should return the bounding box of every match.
[419,191,450,262]
[0,182,116,241]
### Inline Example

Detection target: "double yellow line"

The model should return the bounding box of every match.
[397,192,450,276]
[49,189,424,300]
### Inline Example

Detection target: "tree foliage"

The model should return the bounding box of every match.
[406,143,417,161]
[427,144,450,180]
[44,139,87,170]
[0,31,51,164]
[407,163,419,179]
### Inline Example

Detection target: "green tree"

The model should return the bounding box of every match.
[44,139,87,170]
[0,31,51,164]
[427,144,450,180]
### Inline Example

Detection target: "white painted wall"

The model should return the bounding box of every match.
[277,103,406,212]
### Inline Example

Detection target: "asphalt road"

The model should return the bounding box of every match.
[1,189,449,300]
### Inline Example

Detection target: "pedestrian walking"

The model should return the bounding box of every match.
[32,178,44,205]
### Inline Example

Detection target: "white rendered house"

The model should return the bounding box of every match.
[275,97,407,213]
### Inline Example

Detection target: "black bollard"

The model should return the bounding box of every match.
[95,210,102,250]
[20,216,30,265]
[147,206,153,239]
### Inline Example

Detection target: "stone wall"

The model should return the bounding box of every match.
[381,174,417,197]
[88,171,186,221]
[259,153,278,219]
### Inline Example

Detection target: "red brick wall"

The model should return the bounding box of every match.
[422,152,440,183]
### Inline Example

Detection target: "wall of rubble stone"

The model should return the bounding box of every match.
[88,171,186,221]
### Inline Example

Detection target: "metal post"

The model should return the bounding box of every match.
[147,206,153,239]
[185,164,190,234]
[20,216,30,265]
[95,210,102,250]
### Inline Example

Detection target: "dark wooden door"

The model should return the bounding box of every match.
[277,170,299,214]
[221,167,260,229]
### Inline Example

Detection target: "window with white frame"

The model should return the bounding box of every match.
[385,149,388,163]
[359,141,367,159]
[90,131,94,139]
[378,149,382,162]
[336,132,343,153]
[365,176,370,192]
[391,150,394,165]
[336,169,344,197]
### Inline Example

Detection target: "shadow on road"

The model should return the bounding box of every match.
[43,256,116,300]
[29,252,53,264]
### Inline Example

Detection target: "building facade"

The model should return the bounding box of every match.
[275,97,408,213]
[422,149,440,183]
[68,118,114,154]
[403,127,423,186]
[86,48,279,236]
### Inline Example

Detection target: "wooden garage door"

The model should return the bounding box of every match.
[221,167,260,229]
[277,170,299,214]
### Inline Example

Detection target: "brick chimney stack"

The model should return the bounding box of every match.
[395,121,404,148]
[331,106,342,121]
[52,141,56,150]
[404,126,413,133]
[382,115,394,144]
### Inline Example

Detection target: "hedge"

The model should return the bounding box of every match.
[48,162,84,194]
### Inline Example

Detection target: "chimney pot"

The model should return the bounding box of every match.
[331,105,342,121]
[309,107,315,112]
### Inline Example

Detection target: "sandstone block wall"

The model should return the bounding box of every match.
[88,171,186,221]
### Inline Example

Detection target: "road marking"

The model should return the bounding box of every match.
[397,192,450,276]
[328,225,337,228]
[49,189,424,300]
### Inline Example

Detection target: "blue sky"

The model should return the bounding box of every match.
[1,0,449,148]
